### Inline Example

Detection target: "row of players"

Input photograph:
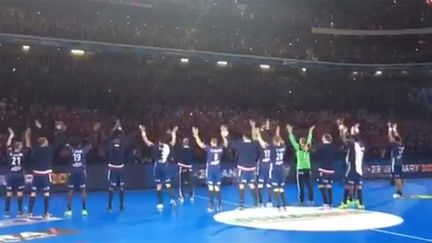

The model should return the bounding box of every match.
[3,119,404,217]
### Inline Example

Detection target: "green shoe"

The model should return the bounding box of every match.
[64,210,72,217]
[338,203,348,209]
[357,204,365,210]
[352,200,360,208]
[82,209,88,216]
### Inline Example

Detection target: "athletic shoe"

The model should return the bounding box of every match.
[217,205,223,211]
[351,199,360,208]
[266,202,273,207]
[170,199,177,207]
[338,203,348,209]
[190,197,195,202]
[393,194,402,199]
[64,210,72,217]
[357,204,365,210]
[207,206,214,213]
[4,212,10,218]
[307,201,314,206]
[82,209,88,216]
[156,204,164,210]
[43,213,51,219]
[17,212,25,218]
[178,197,184,203]
[258,203,264,208]
[238,205,245,211]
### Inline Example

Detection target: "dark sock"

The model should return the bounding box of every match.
[274,190,280,208]
[167,186,175,200]
[67,202,72,211]
[328,188,333,205]
[43,196,49,215]
[5,196,11,213]
[343,189,349,204]
[320,188,328,205]
[267,187,272,203]
[280,191,287,207]
[120,190,125,209]
[239,188,245,206]
[216,191,222,206]
[396,190,402,196]
[108,190,114,209]
[18,196,23,213]
[82,191,87,210]
[157,190,163,204]
[29,196,36,214]
[209,190,215,207]
[258,188,263,204]
[251,188,258,206]
[357,189,363,205]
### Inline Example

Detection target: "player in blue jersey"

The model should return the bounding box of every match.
[337,120,366,210]
[192,126,224,212]
[106,120,129,212]
[315,133,338,208]
[388,122,405,199]
[221,123,259,209]
[176,138,195,203]
[4,128,30,217]
[140,124,178,210]
[250,119,273,207]
[28,120,65,218]
[254,123,288,209]
[64,131,95,217]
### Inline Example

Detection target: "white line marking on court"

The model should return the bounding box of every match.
[370,229,432,242]
[195,194,432,242]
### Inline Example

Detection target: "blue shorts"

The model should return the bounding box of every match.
[6,174,25,192]
[239,169,256,184]
[206,166,221,186]
[257,163,271,185]
[154,162,171,184]
[31,173,50,192]
[317,173,334,185]
[68,171,86,190]
[108,168,125,188]
[392,164,403,179]
[271,167,285,187]
[346,171,363,186]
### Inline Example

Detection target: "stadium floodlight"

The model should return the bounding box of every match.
[217,61,228,66]
[180,58,189,64]
[70,49,85,56]
[301,67,307,72]
[259,64,270,70]
[22,45,30,52]
[375,70,383,76]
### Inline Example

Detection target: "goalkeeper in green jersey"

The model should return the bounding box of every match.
[286,124,315,205]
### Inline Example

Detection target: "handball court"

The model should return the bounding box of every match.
[0,179,431,243]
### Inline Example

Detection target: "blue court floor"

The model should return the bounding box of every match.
[0,179,431,243]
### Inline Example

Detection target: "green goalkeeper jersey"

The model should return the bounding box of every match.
[288,130,313,170]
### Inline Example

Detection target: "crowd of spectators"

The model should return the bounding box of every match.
[0,47,431,166]
[0,1,431,63]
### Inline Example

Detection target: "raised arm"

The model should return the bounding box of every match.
[139,125,154,147]
[254,127,268,149]
[337,119,350,145]
[286,124,299,150]
[6,127,14,147]
[249,120,258,141]
[170,126,178,146]
[192,127,206,149]
[307,125,315,145]
[387,122,400,143]
[25,128,31,148]
[220,125,229,148]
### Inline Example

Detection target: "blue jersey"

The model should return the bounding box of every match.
[154,143,171,164]
[31,146,54,173]
[391,143,404,166]
[107,142,127,168]
[7,148,28,175]
[258,146,271,164]
[271,144,286,167]
[205,146,223,167]
[230,140,259,168]
[69,145,92,173]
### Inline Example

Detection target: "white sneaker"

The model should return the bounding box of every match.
[190,197,194,202]
[178,197,184,203]
[393,194,402,199]
[266,202,273,207]
[207,206,214,213]
[156,204,164,210]
[170,199,177,207]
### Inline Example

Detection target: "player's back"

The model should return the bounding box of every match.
[271,144,286,166]
[31,146,53,172]
[232,141,259,168]
[206,146,223,166]
[7,148,27,174]
[107,143,126,167]
[155,143,171,164]
[316,143,338,170]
